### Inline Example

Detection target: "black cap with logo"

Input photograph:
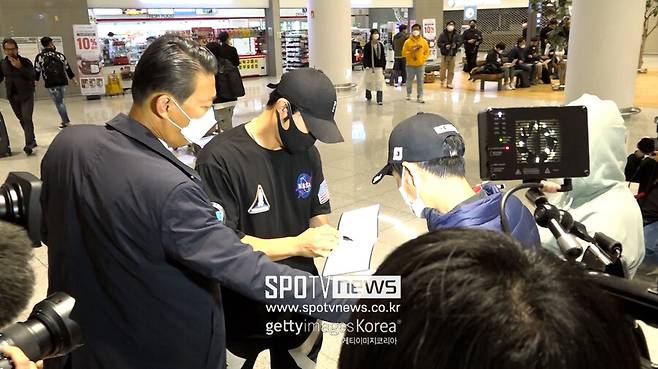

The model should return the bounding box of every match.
[267,68,344,143]
[372,113,465,184]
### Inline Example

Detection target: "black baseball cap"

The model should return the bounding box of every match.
[267,68,344,143]
[372,113,465,184]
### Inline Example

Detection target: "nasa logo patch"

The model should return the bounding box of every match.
[296,173,313,199]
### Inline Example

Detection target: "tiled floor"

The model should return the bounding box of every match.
[2,56,658,367]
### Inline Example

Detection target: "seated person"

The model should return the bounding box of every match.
[526,36,550,84]
[371,113,540,246]
[546,45,567,87]
[508,37,536,86]
[338,228,642,369]
[540,94,645,277]
[484,42,521,90]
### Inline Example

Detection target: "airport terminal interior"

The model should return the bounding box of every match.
[3,0,658,368]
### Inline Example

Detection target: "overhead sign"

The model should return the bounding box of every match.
[464,5,478,21]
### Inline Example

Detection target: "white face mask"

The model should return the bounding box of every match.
[412,30,421,37]
[373,34,380,40]
[447,25,455,32]
[398,170,426,218]
[167,98,217,145]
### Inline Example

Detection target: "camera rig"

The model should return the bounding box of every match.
[479,106,658,365]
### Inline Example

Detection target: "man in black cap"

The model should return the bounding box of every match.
[196,68,344,369]
[371,113,540,246]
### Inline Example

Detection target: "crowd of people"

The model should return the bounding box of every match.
[373,16,571,100]
[1,37,78,157]
[0,17,651,369]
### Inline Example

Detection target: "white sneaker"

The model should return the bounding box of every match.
[505,85,514,90]
[417,97,425,104]
[446,84,453,89]
[406,95,411,101]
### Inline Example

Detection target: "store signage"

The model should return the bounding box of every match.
[73,24,105,96]
[123,8,147,15]
[444,0,528,10]
[422,18,436,40]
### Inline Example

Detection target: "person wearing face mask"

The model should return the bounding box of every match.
[371,113,540,246]
[461,20,483,73]
[362,29,386,105]
[507,37,535,87]
[485,42,521,90]
[438,20,462,89]
[40,35,353,369]
[195,68,344,369]
[402,23,430,103]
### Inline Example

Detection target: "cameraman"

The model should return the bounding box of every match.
[625,138,658,267]
[0,221,42,369]
[625,137,658,195]
[540,94,645,277]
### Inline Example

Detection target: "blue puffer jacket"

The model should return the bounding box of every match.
[424,183,540,247]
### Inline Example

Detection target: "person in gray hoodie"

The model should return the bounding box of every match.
[539,94,645,278]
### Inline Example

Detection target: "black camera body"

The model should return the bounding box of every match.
[1,172,42,246]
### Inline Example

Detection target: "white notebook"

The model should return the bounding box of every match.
[322,204,380,276]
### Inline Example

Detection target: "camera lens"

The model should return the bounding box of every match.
[0,182,22,224]
[0,173,43,246]
[0,293,81,362]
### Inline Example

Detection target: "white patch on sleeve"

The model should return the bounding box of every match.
[318,179,330,205]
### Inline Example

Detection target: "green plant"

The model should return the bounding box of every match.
[529,0,572,48]
[529,0,572,18]
[639,0,658,70]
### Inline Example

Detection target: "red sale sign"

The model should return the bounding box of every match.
[422,19,437,40]
[73,24,104,96]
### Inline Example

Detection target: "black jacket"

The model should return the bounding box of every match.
[484,48,503,73]
[508,46,528,65]
[362,41,386,68]
[35,49,76,88]
[626,154,658,194]
[0,55,35,101]
[540,25,553,50]
[206,42,243,103]
[526,45,542,63]
[41,114,352,369]
[461,28,483,52]
[208,42,240,68]
[438,29,461,57]
[626,154,658,222]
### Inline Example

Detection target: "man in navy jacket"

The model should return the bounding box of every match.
[372,113,540,246]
